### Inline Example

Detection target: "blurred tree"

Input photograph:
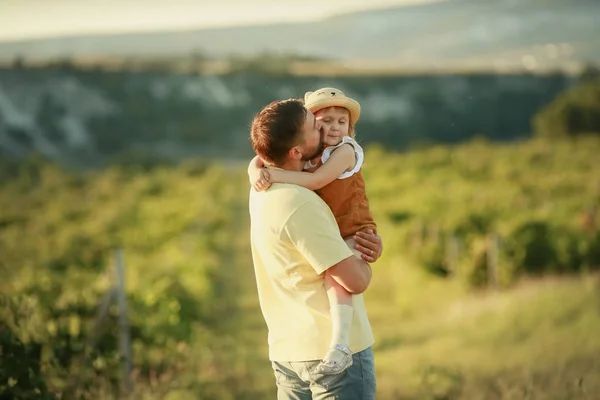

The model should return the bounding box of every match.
[533,77,600,137]
[0,323,57,400]
[11,55,26,69]
[580,64,600,81]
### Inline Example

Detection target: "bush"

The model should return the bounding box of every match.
[0,321,56,400]
[533,77,600,138]
[506,221,559,274]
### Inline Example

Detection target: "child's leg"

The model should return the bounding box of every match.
[315,236,367,374]
[325,270,353,343]
[316,271,354,373]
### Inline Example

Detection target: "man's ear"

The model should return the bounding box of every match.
[289,146,302,160]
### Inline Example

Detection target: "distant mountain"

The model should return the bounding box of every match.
[0,0,598,69]
[0,66,578,167]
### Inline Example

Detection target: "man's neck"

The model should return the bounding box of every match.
[271,159,304,172]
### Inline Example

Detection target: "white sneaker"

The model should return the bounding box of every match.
[313,345,353,375]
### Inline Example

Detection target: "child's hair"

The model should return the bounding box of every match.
[346,113,356,139]
[303,88,360,139]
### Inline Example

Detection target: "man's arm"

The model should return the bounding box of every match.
[327,255,372,294]
[283,201,372,293]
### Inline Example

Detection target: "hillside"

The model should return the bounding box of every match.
[0,65,577,167]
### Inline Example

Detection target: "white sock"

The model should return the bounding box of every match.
[323,305,353,363]
[330,304,353,348]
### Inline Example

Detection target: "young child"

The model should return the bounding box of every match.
[248,87,377,375]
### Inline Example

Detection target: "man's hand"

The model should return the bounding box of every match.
[353,229,383,263]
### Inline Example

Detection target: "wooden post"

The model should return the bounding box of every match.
[428,224,440,244]
[412,221,424,250]
[445,232,459,276]
[115,248,133,393]
[583,204,597,237]
[487,233,499,289]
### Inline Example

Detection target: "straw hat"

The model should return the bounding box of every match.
[304,87,361,125]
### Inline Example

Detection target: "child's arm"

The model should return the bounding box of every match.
[268,144,356,190]
[248,155,272,191]
[248,155,264,180]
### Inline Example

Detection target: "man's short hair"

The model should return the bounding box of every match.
[250,99,307,166]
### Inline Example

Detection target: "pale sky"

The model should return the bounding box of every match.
[0,0,438,42]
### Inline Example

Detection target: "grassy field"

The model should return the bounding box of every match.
[1,137,599,399]
[232,137,600,399]
[371,272,600,399]
[237,252,600,399]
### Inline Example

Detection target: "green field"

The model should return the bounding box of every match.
[241,265,600,399]
[1,137,599,399]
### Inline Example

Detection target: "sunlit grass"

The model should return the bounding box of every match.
[370,271,600,399]
[236,245,600,399]
[2,138,600,399]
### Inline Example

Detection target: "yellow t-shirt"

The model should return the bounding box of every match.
[249,182,375,361]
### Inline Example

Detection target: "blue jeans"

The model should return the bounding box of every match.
[271,347,376,399]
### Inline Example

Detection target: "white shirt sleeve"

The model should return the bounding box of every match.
[321,136,364,180]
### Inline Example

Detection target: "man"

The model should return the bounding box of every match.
[249,98,382,399]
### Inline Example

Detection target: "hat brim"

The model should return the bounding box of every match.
[306,97,361,126]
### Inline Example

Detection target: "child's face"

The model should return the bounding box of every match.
[315,107,350,147]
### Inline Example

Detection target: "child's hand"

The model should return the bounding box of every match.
[248,156,266,184]
[252,168,272,191]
